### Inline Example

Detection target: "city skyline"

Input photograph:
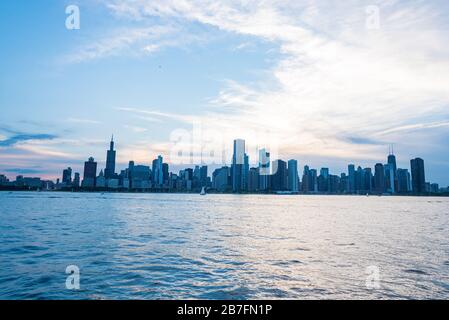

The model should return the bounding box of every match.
[0,136,445,194]
[1,1,449,185]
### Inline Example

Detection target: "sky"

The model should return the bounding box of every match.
[0,0,449,185]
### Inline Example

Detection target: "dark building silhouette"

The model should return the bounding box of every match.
[397,168,411,193]
[62,167,72,184]
[411,158,426,193]
[104,136,116,179]
[83,157,97,187]
[271,160,288,191]
[374,163,385,194]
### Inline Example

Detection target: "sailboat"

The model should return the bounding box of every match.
[200,187,206,196]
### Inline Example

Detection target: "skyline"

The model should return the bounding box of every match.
[1,1,449,184]
[0,136,444,194]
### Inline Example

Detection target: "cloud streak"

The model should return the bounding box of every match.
[101,0,449,164]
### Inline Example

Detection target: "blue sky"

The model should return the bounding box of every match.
[1,0,449,185]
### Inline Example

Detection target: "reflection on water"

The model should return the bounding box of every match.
[0,192,448,299]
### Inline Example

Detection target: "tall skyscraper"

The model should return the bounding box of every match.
[388,147,397,193]
[397,168,411,193]
[73,172,80,188]
[287,160,299,192]
[384,163,395,194]
[104,136,116,179]
[248,167,259,192]
[62,167,72,184]
[271,160,288,191]
[258,148,270,191]
[152,156,164,186]
[411,158,426,194]
[348,164,355,193]
[374,163,385,194]
[82,157,97,187]
[232,139,246,193]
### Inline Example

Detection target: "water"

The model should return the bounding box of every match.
[0,192,448,300]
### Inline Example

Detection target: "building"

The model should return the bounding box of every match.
[82,157,97,187]
[73,172,80,188]
[384,163,395,194]
[287,160,299,193]
[397,169,411,193]
[271,160,288,191]
[212,166,230,192]
[348,164,355,193]
[96,170,106,188]
[232,139,247,193]
[152,156,164,187]
[62,167,72,185]
[374,163,385,194]
[318,168,329,193]
[104,136,116,179]
[258,148,270,191]
[411,158,426,194]
[131,165,151,189]
[248,167,259,192]
[0,174,9,185]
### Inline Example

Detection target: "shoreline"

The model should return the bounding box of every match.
[1,188,448,197]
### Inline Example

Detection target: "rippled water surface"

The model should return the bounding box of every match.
[0,192,448,299]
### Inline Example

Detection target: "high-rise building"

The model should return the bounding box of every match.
[397,168,411,193]
[258,148,270,191]
[374,163,385,194]
[73,172,80,188]
[271,160,288,191]
[82,157,97,187]
[411,158,426,194]
[302,166,310,193]
[104,136,116,179]
[62,167,72,184]
[318,167,329,192]
[152,156,164,186]
[348,164,355,193]
[212,166,231,192]
[200,166,208,187]
[363,168,373,192]
[232,139,246,193]
[248,167,259,192]
[384,163,395,194]
[287,160,299,192]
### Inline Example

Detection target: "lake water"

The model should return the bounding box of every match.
[0,192,448,300]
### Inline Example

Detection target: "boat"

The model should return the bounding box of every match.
[200,187,206,196]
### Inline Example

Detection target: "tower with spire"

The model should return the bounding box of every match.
[104,135,116,179]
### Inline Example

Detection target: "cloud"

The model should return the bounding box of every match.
[103,0,449,164]
[0,133,57,147]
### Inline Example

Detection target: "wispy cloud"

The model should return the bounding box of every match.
[0,133,57,147]
[104,0,449,162]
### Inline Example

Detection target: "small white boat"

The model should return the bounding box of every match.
[200,187,206,196]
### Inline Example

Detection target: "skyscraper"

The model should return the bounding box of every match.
[397,168,411,193]
[104,136,116,179]
[248,167,259,192]
[384,163,395,194]
[287,159,299,193]
[62,167,72,184]
[388,148,397,193]
[232,139,246,193]
[152,155,164,186]
[348,164,355,193]
[258,148,270,191]
[271,160,288,191]
[411,158,426,194]
[82,157,97,187]
[374,163,385,194]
